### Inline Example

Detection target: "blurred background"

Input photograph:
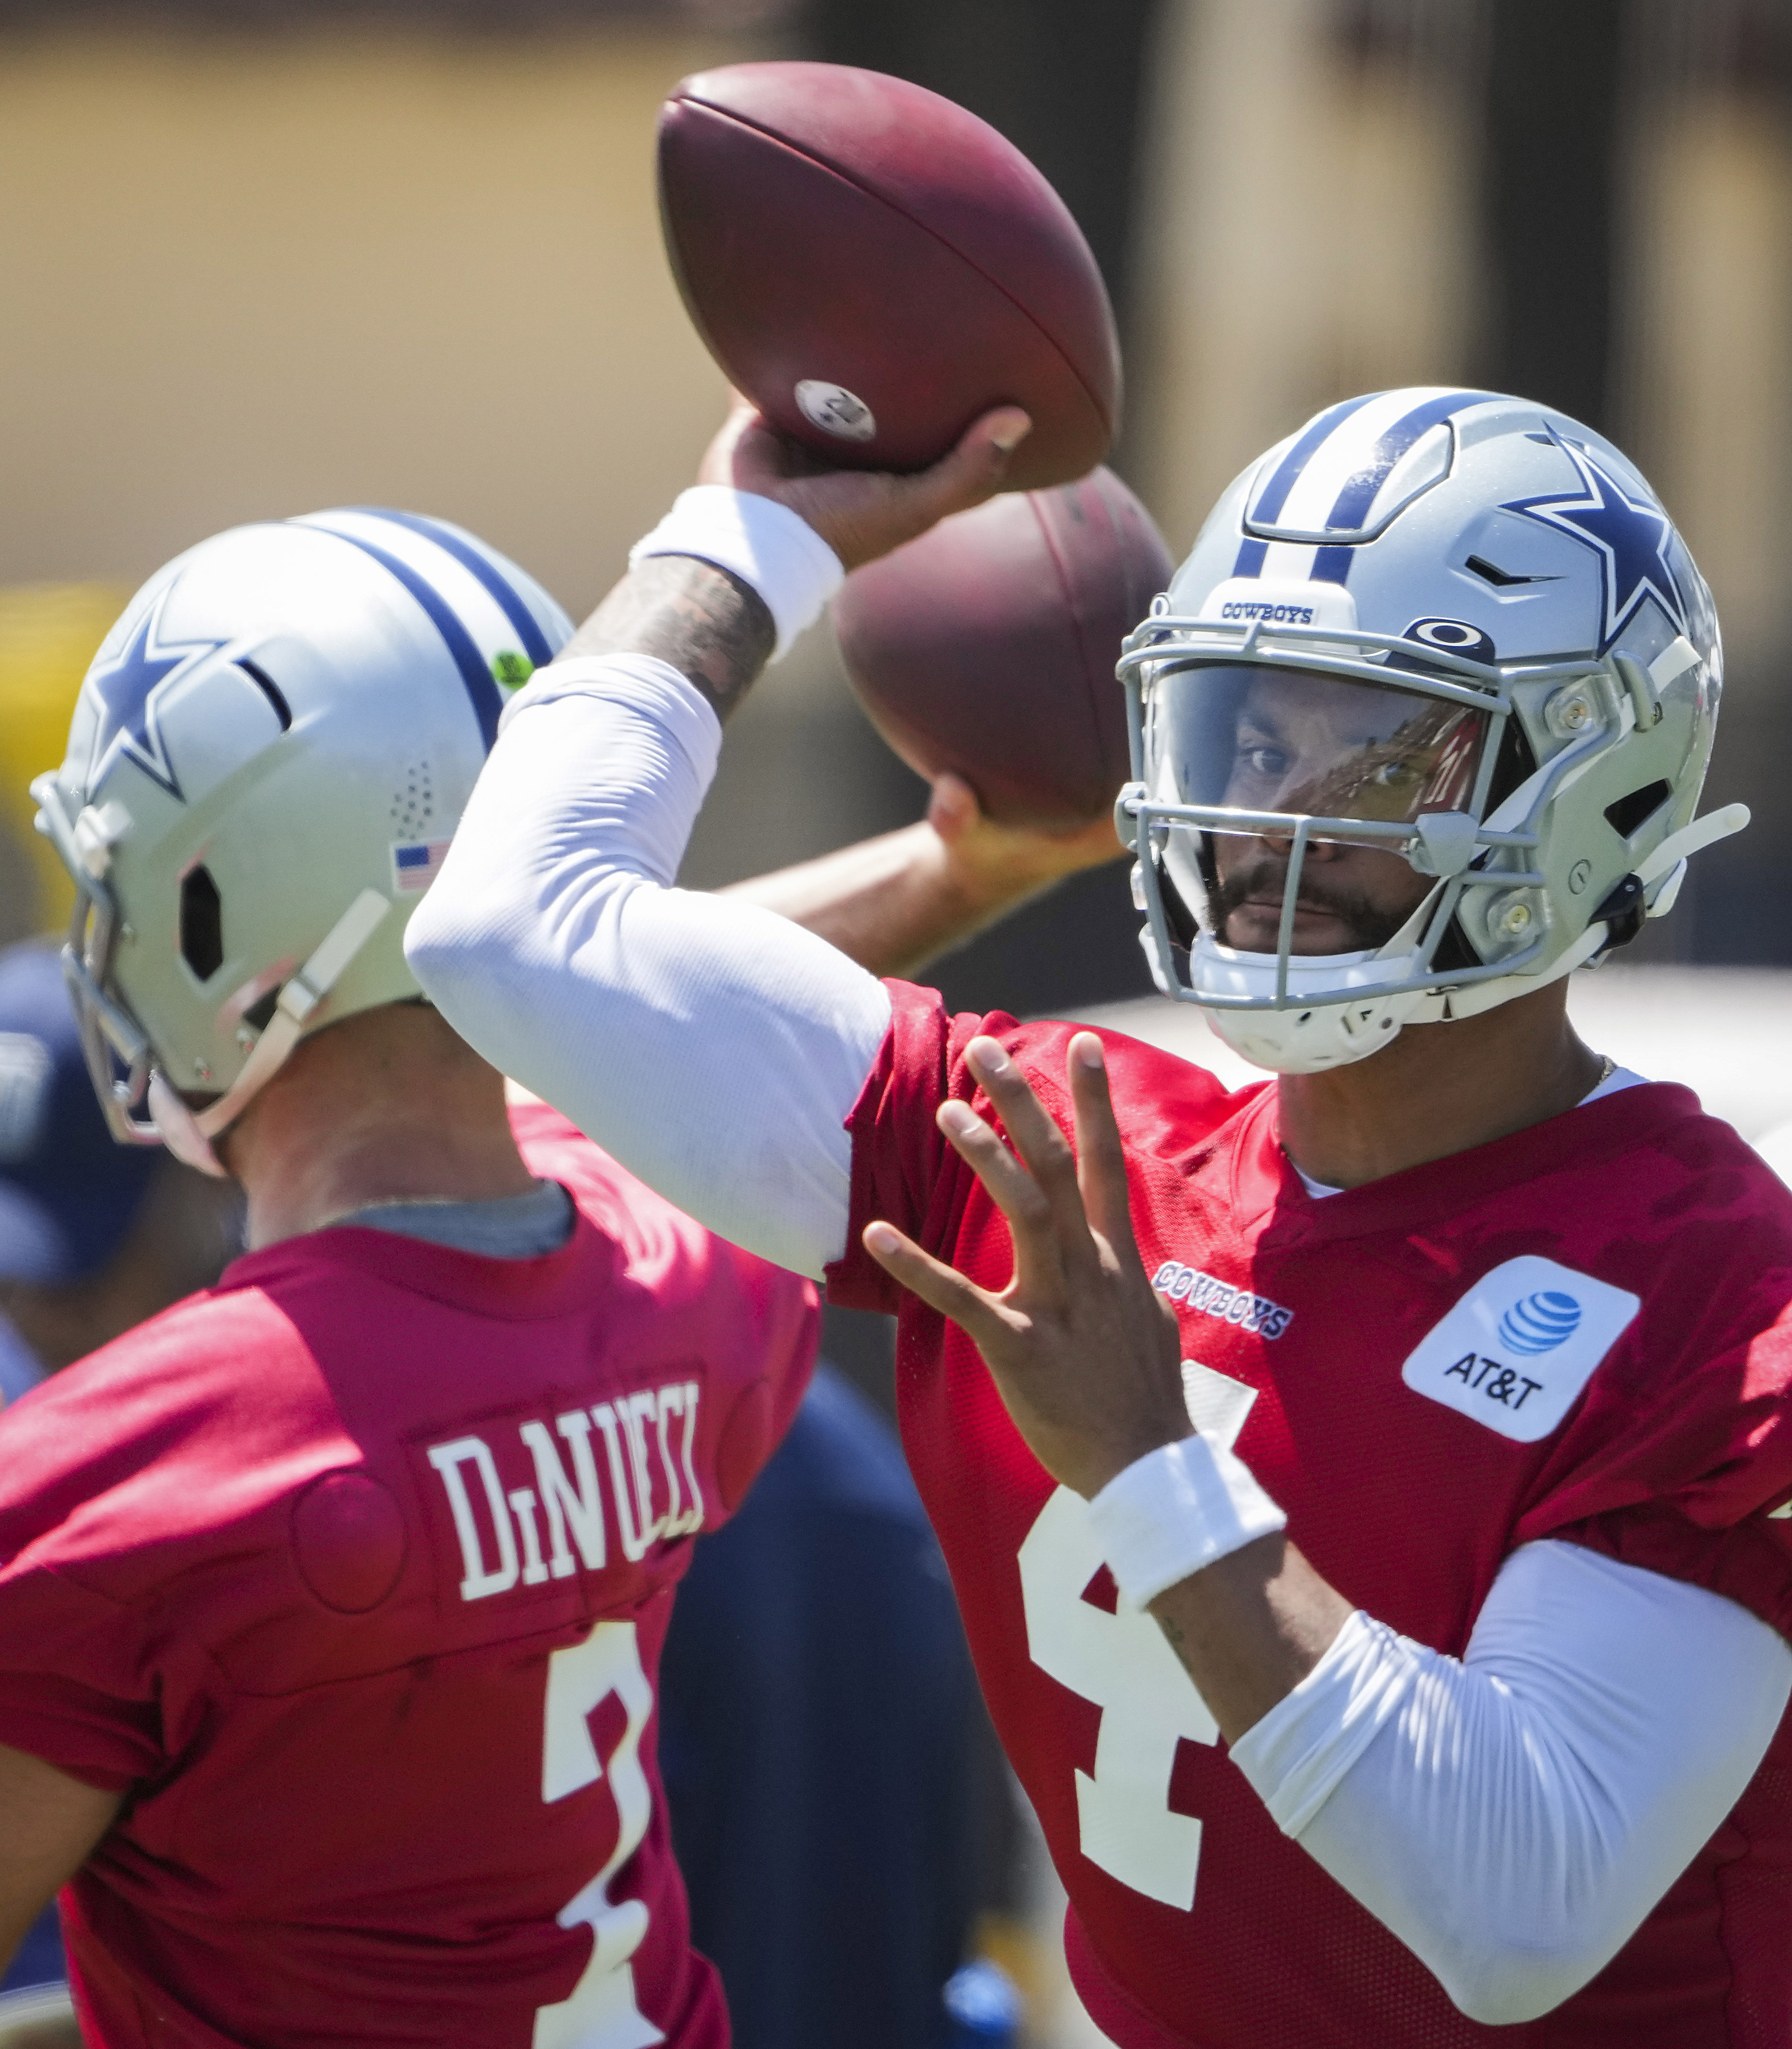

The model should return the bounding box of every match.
[4,0,1790,992]
[2,2,1790,2045]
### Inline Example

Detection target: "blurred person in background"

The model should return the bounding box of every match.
[659,1362,983,2049]
[0,939,240,1390]
[0,488,1116,2049]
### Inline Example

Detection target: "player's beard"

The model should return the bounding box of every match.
[1208,843,1422,954]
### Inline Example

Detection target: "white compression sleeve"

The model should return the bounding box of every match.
[1228,1539,1792,2024]
[406,655,891,1279]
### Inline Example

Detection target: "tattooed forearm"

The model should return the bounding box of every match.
[562,556,774,723]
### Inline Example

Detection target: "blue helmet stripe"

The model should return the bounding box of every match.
[1320,389,1490,532]
[351,508,555,669]
[1311,543,1354,586]
[1249,394,1381,527]
[314,529,504,748]
[1232,537,1269,578]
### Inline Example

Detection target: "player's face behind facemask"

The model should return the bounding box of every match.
[1119,389,1745,1075]
[1156,660,1489,957]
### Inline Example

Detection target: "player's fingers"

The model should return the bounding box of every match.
[936,1098,1064,1290]
[1067,1034,1144,1268]
[772,407,1032,570]
[899,407,1032,527]
[1050,809,1126,864]
[962,1038,1097,1261]
[925,772,981,845]
[862,1219,1016,1346]
[695,396,781,489]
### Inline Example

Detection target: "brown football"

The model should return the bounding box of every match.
[656,62,1120,492]
[832,467,1175,826]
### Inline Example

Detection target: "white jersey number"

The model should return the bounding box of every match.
[533,1619,665,2049]
[1017,1362,1253,1911]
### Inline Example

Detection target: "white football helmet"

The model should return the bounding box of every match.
[1117,388,1746,1073]
[33,508,572,1173]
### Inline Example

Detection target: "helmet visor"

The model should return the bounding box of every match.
[1149,661,1489,835]
[1145,662,1494,959]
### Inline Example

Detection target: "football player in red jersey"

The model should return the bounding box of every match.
[0,492,1113,2047]
[414,391,1792,2047]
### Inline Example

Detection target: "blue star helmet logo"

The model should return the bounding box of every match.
[1503,430,1688,653]
[81,598,226,802]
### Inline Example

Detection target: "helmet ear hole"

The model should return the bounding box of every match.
[1429,917,1484,974]
[1604,780,1672,841]
[180,865,224,982]
[1484,715,1539,815]
[242,987,280,1034]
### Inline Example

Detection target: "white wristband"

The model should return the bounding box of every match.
[629,486,844,662]
[1087,1435,1288,1612]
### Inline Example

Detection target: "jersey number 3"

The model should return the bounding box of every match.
[1018,1363,1253,1910]
[534,1619,665,2049]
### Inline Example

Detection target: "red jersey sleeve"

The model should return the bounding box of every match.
[0,1372,179,1792]
[1512,1161,1792,1640]
[823,981,1239,1315]
[825,981,991,1315]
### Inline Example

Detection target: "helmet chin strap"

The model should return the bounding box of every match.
[148,888,391,1178]
[1634,803,1749,889]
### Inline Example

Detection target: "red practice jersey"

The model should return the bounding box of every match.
[827,983,1792,2049]
[0,1102,817,2049]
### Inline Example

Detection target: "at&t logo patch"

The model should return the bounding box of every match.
[1401,1255,1638,1443]
[1498,1291,1581,1354]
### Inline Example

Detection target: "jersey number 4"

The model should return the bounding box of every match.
[1018,1362,1253,1911]
[534,1619,665,2049]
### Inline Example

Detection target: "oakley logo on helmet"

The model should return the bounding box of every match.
[1404,617,1495,662]
[1402,1256,1637,1443]
[1497,1291,1582,1355]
